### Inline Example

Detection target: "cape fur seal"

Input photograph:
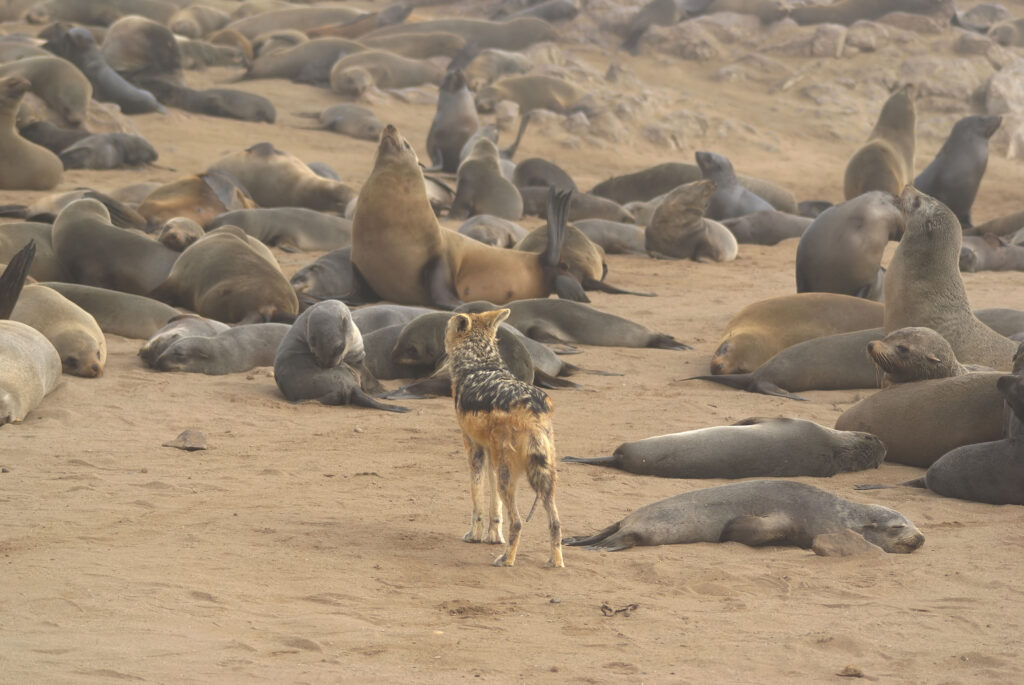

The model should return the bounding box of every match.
[519,188,635,224]
[225,7,362,38]
[645,179,738,262]
[920,375,1024,504]
[425,69,479,173]
[38,282,178,340]
[448,138,523,221]
[156,217,204,252]
[843,85,916,200]
[208,143,356,213]
[564,481,924,554]
[207,208,352,252]
[710,293,883,374]
[795,191,903,300]
[350,125,586,308]
[295,103,383,141]
[242,37,364,83]
[137,171,257,229]
[153,323,290,375]
[289,247,354,307]
[475,74,591,115]
[52,199,178,296]
[695,151,773,221]
[137,78,276,123]
[960,235,1024,273]
[363,17,557,51]
[0,244,62,424]
[866,326,972,387]
[0,56,90,126]
[329,50,444,97]
[836,372,1006,467]
[722,210,811,245]
[0,222,63,281]
[914,115,1001,229]
[885,187,1017,369]
[151,230,298,323]
[273,300,407,412]
[791,0,950,25]
[139,315,230,367]
[457,215,528,248]
[11,284,106,377]
[563,418,886,478]
[58,133,158,170]
[0,76,62,190]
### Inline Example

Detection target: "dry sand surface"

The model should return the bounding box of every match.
[2,3,1024,683]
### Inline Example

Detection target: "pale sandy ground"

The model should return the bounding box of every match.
[2,4,1024,683]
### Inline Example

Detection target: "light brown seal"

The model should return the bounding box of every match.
[329,50,444,97]
[835,372,1005,467]
[99,15,182,83]
[362,17,557,51]
[242,37,364,83]
[563,418,886,478]
[208,208,352,252]
[225,7,362,38]
[959,234,1024,273]
[0,76,62,190]
[11,284,106,377]
[564,481,924,554]
[866,326,972,387]
[0,222,63,281]
[52,199,179,296]
[156,217,204,252]
[208,142,356,213]
[645,179,739,262]
[38,282,179,340]
[519,188,635,224]
[795,191,903,300]
[150,229,299,323]
[884,186,1017,369]
[137,171,257,229]
[0,57,89,126]
[294,103,383,141]
[475,74,591,115]
[169,3,230,38]
[350,125,585,308]
[710,293,884,375]
[843,85,916,200]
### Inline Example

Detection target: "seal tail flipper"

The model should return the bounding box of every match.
[561,455,619,466]
[540,186,572,270]
[562,521,623,547]
[533,370,580,389]
[649,333,692,350]
[581,276,656,297]
[501,110,531,160]
[558,361,622,377]
[683,374,808,401]
[82,191,147,229]
[854,478,926,491]
[0,239,35,319]
[0,204,28,219]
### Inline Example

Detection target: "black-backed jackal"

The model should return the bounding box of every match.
[444,308,564,568]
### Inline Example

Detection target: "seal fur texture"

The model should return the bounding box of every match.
[564,481,924,553]
[0,76,62,190]
[843,85,916,200]
[445,308,564,568]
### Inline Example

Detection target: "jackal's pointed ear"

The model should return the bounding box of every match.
[478,308,510,330]
[450,313,472,333]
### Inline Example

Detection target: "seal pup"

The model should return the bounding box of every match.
[519,188,635,224]
[914,115,1001,229]
[58,133,159,170]
[959,234,1024,273]
[273,300,407,412]
[351,305,434,335]
[722,210,811,245]
[241,37,364,83]
[425,69,479,173]
[444,308,564,567]
[448,138,523,221]
[563,418,886,478]
[795,191,903,300]
[52,199,179,296]
[208,208,352,252]
[39,282,178,340]
[208,143,356,213]
[153,323,291,375]
[48,26,165,115]
[0,56,91,126]
[290,247,354,307]
[156,217,204,252]
[329,50,444,97]
[564,481,924,554]
[16,120,88,154]
[457,215,528,248]
[843,85,916,200]
[294,103,383,141]
[11,284,106,377]
[866,326,973,387]
[574,219,646,254]
[151,230,299,323]
[0,76,62,190]
[170,3,230,38]
[695,151,773,221]
[136,171,257,229]
[905,375,1024,504]
[457,298,689,350]
[139,315,230,367]
[646,179,739,262]
[350,125,586,308]
[512,158,577,192]
[710,293,883,375]
[885,186,1017,369]
[137,78,276,123]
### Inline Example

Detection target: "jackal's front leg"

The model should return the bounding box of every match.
[462,437,489,543]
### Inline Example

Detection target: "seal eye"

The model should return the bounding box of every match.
[403,140,411,151]
[896,344,909,354]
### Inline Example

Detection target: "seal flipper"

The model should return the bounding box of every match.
[721,513,808,548]
[684,374,809,401]
[854,478,926,491]
[581,276,656,297]
[561,455,619,467]
[649,333,692,351]
[0,239,35,319]
[542,188,590,302]
[340,263,382,307]
[318,386,410,413]
[501,110,531,160]
[563,521,624,547]
[533,370,580,389]
[422,256,463,310]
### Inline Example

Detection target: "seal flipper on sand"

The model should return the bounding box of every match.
[582,275,656,297]
[650,333,691,350]
[685,373,809,401]
[0,239,35,319]
[317,386,410,413]
[422,255,463,310]
[339,263,382,307]
[720,513,809,548]
[561,455,618,467]
[563,522,639,551]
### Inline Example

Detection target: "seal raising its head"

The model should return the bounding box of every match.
[867,326,969,386]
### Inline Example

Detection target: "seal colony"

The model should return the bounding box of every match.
[0,0,1022,678]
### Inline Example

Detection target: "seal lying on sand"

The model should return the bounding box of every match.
[153,323,290,375]
[139,315,230,367]
[563,418,885,478]
[273,300,407,412]
[11,284,106,377]
[564,481,924,553]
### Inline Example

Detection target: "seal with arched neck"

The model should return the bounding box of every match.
[349,124,586,309]
[843,85,916,200]
[564,481,924,554]
[0,76,62,190]
[884,186,1017,369]
[426,69,479,173]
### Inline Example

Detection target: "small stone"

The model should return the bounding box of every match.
[162,429,208,451]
